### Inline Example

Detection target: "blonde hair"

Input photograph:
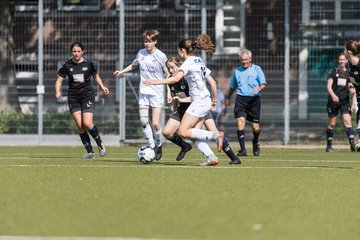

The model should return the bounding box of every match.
[166,56,182,71]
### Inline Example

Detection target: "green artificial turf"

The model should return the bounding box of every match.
[0,146,359,240]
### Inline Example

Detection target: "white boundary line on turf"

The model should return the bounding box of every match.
[0,236,181,240]
[0,156,359,163]
[0,164,359,170]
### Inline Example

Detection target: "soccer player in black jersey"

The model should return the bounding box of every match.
[325,53,356,152]
[344,40,360,150]
[162,56,241,164]
[55,42,109,158]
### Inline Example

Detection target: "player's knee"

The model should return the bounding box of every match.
[140,116,148,128]
[178,129,186,138]
[83,123,93,131]
[162,130,171,139]
[152,122,161,131]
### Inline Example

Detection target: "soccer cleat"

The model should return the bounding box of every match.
[216,131,225,152]
[82,152,95,159]
[237,149,247,156]
[350,143,355,152]
[154,145,163,161]
[229,156,241,165]
[98,144,106,157]
[355,144,360,152]
[199,154,219,166]
[176,143,192,161]
[252,139,260,156]
[325,145,333,152]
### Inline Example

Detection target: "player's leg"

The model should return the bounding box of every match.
[326,116,336,152]
[234,95,247,156]
[149,94,164,160]
[356,109,360,150]
[139,94,155,148]
[177,106,219,165]
[326,101,337,152]
[178,100,224,152]
[81,98,106,157]
[194,140,219,166]
[248,96,261,156]
[342,110,355,152]
[236,117,247,156]
[72,110,94,158]
[151,106,163,160]
[204,113,240,164]
[163,117,192,161]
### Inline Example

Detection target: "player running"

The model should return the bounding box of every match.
[163,56,241,164]
[55,41,109,159]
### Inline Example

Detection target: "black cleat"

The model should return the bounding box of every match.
[154,145,163,160]
[237,149,247,156]
[252,139,260,156]
[325,145,333,152]
[229,156,241,164]
[176,143,192,161]
[350,143,355,152]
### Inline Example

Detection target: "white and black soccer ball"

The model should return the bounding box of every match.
[138,146,155,164]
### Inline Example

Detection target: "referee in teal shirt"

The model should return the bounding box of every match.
[224,49,267,156]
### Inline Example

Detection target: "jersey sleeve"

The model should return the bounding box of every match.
[327,69,337,81]
[90,61,98,75]
[229,70,238,90]
[256,66,267,85]
[204,67,211,77]
[132,51,141,67]
[57,63,67,78]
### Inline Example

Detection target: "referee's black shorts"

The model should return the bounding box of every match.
[234,95,261,123]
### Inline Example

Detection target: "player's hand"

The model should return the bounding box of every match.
[144,79,155,85]
[167,95,173,104]
[102,87,109,95]
[55,93,61,102]
[211,100,216,110]
[113,70,122,77]
[331,96,339,103]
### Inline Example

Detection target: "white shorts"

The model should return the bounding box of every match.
[185,97,211,118]
[138,93,164,108]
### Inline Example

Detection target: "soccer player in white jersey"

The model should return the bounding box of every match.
[145,34,225,166]
[113,30,168,160]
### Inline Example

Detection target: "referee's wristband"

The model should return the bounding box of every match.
[224,94,231,100]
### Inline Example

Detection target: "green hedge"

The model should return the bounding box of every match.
[0,111,76,134]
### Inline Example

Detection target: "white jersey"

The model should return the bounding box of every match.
[179,56,211,101]
[132,48,167,96]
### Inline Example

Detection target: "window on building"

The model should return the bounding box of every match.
[305,0,360,22]
[123,0,159,11]
[341,1,360,20]
[309,1,335,21]
[58,0,100,11]
[15,0,38,11]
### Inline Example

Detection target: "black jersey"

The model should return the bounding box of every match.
[57,58,97,94]
[168,78,190,99]
[327,68,350,103]
[349,61,360,94]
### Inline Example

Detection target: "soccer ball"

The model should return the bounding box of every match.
[138,146,155,164]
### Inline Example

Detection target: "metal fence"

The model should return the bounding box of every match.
[1,0,360,145]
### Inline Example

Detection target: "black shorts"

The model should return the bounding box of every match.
[234,95,261,123]
[327,100,350,117]
[68,88,95,114]
[170,103,191,121]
